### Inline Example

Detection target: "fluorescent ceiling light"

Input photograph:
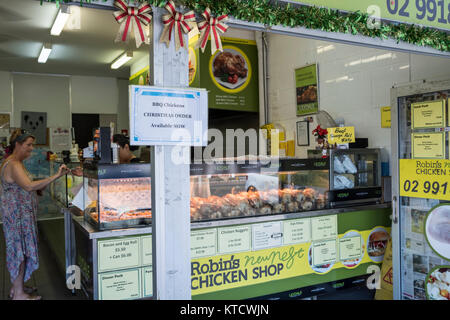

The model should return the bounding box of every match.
[38,43,52,63]
[51,5,70,36]
[111,51,133,69]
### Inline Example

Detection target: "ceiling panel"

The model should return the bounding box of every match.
[0,0,149,78]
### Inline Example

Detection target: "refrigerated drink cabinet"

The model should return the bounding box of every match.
[391,79,450,301]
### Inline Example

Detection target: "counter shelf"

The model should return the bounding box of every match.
[64,202,391,300]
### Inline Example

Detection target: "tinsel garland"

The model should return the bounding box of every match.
[42,0,449,52]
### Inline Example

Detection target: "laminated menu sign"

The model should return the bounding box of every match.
[218,226,251,254]
[129,86,208,146]
[98,269,141,300]
[411,132,446,159]
[97,237,140,272]
[252,222,283,251]
[339,235,362,261]
[283,218,311,245]
[311,215,338,241]
[191,229,217,258]
[312,239,337,266]
[399,159,450,201]
[142,267,153,297]
[141,236,152,266]
[411,100,446,129]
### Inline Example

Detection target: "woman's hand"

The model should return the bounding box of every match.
[70,166,83,177]
[57,164,70,178]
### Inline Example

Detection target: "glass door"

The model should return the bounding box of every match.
[392,80,450,300]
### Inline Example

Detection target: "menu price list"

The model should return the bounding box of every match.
[97,235,153,300]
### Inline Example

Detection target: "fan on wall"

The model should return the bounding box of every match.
[315,110,337,129]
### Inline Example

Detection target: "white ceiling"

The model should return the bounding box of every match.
[0,0,149,79]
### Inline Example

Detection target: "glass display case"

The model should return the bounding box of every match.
[189,158,329,222]
[49,161,83,208]
[83,162,152,230]
[309,148,382,207]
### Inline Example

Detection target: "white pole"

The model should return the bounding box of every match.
[150,6,191,300]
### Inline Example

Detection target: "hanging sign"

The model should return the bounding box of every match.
[399,159,450,201]
[411,132,446,159]
[295,64,319,116]
[381,106,391,128]
[411,100,446,129]
[129,85,208,146]
[327,126,356,145]
[196,37,259,112]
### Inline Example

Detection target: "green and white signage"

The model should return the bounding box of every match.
[191,37,259,112]
[289,0,450,30]
[295,64,319,116]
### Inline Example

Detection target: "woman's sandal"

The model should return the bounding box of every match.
[8,286,38,299]
[12,293,41,300]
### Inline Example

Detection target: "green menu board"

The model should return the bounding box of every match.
[194,37,259,112]
[295,64,319,116]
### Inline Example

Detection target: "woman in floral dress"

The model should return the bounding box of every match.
[0,129,69,300]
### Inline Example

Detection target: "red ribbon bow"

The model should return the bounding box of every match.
[160,1,197,51]
[113,0,152,48]
[196,8,228,54]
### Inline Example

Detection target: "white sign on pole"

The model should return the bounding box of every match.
[129,85,208,146]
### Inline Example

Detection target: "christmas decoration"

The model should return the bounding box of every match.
[159,0,196,51]
[196,7,228,54]
[44,0,449,53]
[113,0,152,48]
[312,125,330,156]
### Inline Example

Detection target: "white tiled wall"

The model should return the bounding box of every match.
[266,34,450,162]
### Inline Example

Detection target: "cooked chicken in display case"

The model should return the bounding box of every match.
[81,159,330,229]
[189,159,329,221]
[83,162,152,230]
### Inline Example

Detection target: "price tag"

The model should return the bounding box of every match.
[399,159,450,201]
[142,267,153,298]
[311,215,338,241]
[98,269,141,300]
[252,221,283,251]
[217,226,251,254]
[339,235,362,261]
[411,100,446,129]
[411,132,446,159]
[98,237,141,272]
[312,239,337,267]
[283,218,311,245]
[191,229,217,258]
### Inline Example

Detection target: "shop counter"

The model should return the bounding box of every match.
[65,203,391,300]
